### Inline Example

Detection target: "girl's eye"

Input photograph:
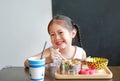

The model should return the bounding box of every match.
[59,32,63,34]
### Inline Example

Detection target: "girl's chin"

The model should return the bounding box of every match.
[57,45,66,49]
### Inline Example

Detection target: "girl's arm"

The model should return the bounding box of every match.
[24,48,52,68]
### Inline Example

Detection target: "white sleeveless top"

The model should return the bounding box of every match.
[73,46,86,60]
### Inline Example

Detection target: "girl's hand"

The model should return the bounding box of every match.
[51,48,62,60]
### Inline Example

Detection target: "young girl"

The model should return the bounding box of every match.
[24,15,86,68]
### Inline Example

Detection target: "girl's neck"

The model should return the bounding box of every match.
[59,45,76,59]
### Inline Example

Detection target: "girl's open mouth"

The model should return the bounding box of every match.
[55,41,64,46]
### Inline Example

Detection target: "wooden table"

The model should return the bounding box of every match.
[0,65,120,81]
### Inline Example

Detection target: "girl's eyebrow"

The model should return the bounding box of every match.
[49,32,54,34]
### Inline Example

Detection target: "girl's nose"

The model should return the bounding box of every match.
[55,34,60,40]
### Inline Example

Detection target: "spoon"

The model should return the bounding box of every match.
[40,41,47,59]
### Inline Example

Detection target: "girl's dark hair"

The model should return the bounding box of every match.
[48,15,83,47]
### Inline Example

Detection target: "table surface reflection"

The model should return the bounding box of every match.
[0,65,120,81]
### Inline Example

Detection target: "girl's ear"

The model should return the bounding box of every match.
[71,29,77,38]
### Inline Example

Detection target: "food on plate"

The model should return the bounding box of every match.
[58,56,108,75]
[79,68,95,74]
[60,58,81,74]
[86,57,108,70]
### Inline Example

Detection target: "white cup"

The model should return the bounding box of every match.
[28,57,45,81]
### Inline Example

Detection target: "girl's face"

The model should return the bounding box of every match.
[49,20,76,49]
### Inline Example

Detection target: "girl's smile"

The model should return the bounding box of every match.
[55,40,63,46]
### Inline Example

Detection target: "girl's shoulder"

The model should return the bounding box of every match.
[42,47,51,56]
[75,46,85,52]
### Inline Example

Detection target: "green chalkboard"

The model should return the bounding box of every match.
[52,0,120,65]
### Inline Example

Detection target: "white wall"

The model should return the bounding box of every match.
[0,0,52,66]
